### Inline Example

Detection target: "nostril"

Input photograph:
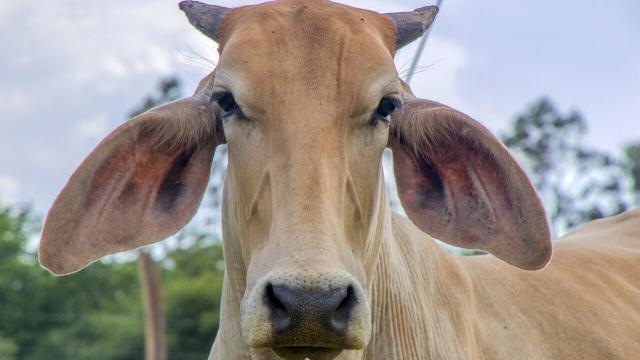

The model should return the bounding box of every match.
[265,283,290,331]
[330,285,356,333]
[335,285,355,313]
[266,283,287,313]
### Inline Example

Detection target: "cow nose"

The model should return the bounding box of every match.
[264,283,357,335]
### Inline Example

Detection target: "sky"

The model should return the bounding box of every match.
[1,0,639,215]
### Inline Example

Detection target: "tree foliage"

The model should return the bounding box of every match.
[0,206,224,360]
[502,97,638,235]
[623,143,640,205]
[128,77,182,118]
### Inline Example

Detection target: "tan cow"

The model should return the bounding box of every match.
[39,1,640,359]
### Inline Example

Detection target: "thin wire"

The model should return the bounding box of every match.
[404,0,444,84]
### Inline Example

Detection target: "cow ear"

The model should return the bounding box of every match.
[39,94,224,275]
[388,97,551,270]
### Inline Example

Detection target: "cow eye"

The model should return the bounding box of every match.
[372,96,401,125]
[211,91,240,117]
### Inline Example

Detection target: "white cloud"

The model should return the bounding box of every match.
[395,35,511,133]
[73,113,109,140]
[0,175,20,205]
[398,35,468,104]
[176,33,219,74]
[103,57,128,77]
[148,45,173,74]
[0,91,27,115]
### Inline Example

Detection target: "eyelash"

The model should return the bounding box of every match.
[370,96,402,126]
[211,91,242,118]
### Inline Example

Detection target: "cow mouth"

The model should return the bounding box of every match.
[272,346,342,360]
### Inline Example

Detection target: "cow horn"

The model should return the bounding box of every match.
[179,1,230,42]
[385,6,439,50]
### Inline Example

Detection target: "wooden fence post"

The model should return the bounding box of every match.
[138,251,167,360]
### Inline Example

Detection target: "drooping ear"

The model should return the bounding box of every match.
[39,90,224,275]
[388,97,552,270]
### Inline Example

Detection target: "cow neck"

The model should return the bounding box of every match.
[363,180,482,359]
[214,176,252,359]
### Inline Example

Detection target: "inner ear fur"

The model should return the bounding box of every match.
[39,95,223,275]
[388,98,552,270]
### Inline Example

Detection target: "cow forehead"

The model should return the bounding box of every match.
[218,0,396,51]
[215,0,399,109]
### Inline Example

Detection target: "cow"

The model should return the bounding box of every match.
[39,1,640,359]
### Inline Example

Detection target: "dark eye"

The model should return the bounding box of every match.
[372,96,401,125]
[211,91,240,116]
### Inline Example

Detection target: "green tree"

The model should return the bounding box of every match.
[502,97,633,235]
[623,142,640,206]
[0,337,18,360]
[0,203,225,359]
[129,77,182,118]
[162,233,224,359]
[0,206,144,359]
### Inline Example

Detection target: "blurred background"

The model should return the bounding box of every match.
[0,0,638,359]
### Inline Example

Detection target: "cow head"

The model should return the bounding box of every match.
[39,1,551,359]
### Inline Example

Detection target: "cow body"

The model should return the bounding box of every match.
[468,209,640,359]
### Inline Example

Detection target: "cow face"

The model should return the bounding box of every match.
[207,2,406,357]
[40,1,551,359]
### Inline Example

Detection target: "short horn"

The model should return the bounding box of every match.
[385,6,439,50]
[179,1,230,42]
